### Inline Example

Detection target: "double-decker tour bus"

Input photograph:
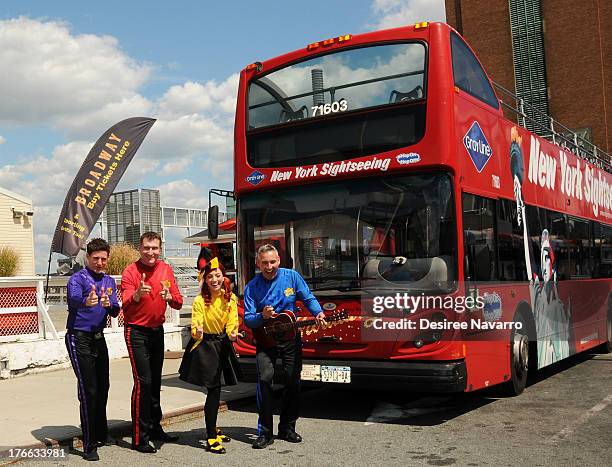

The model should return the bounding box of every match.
[219,21,611,395]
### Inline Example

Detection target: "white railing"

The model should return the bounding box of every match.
[0,275,183,343]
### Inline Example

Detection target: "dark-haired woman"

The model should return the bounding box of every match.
[179,257,240,454]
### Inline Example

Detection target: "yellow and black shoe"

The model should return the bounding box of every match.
[216,427,231,443]
[206,438,226,454]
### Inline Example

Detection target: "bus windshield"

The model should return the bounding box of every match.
[247,42,427,168]
[240,173,456,295]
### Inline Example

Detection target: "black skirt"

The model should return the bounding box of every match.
[178,334,242,387]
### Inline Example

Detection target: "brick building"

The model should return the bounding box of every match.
[445,0,610,153]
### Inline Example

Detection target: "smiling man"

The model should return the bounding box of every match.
[65,238,120,461]
[121,231,183,453]
[244,244,326,449]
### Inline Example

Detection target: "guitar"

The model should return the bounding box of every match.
[252,310,348,348]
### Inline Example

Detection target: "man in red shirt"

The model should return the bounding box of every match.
[122,231,183,453]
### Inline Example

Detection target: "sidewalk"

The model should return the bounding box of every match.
[0,353,256,450]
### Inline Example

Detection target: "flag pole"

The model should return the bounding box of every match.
[44,248,52,303]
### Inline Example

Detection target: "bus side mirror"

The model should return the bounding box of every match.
[208,205,219,240]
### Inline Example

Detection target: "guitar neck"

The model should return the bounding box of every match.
[295,314,344,329]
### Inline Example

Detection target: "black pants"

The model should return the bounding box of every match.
[65,330,110,454]
[204,385,221,440]
[124,324,164,446]
[255,337,302,437]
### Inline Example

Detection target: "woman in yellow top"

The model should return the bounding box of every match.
[179,257,241,454]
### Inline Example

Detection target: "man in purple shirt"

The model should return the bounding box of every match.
[65,238,120,461]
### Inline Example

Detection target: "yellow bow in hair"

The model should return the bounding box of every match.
[210,257,219,269]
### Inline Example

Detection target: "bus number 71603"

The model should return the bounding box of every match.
[312,99,348,116]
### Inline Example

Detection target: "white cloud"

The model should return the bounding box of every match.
[371,0,446,29]
[161,158,192,176]
[0,135,6,144]
[142,114,233,161]
[57,95,154,138]
[0,17,239,272]
[0,141,92,207]
[155,179,209,208]
[0,17,151,127]
[157,75,239,119]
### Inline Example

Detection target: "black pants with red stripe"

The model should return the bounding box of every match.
[65,330,110,454]
[124,324,164,446]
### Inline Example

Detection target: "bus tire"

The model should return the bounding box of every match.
[595,294,612,353]
[501,313,530,396]
[602,296,612,353]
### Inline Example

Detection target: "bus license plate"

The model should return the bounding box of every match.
[301,364,321,381]
[321,366,351,383]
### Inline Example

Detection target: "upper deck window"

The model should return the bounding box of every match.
[450,32,499,109]
[248,43,426,129]
[246,43,427,168]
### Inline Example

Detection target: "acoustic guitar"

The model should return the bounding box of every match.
[252,310,348,348]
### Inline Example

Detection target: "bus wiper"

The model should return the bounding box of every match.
[306,276,356,283]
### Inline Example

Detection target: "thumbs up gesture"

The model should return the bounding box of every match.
[100,287,111,308]
[85,284,99,307]
[160,280,172,302]
[134,273,152,302]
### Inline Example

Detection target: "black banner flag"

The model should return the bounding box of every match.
[50,117,156,256]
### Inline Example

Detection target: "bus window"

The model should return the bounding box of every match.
[241,174,456,293]
[450,32,499,109]
[596,224,612,278]
[548,211,569,280]
[462,193,497,281]
[567,217,592,278]
[496,198,528,281]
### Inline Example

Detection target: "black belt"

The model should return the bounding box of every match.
[69,329,105,340]
[203,332,226,341]
[126,323,164,332]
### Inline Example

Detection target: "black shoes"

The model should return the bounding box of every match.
[252,435,274,449]
[277,430,302,443]
[132,442,157,453]
[150,429,179,442]
[95,436,114,447]
[83,449,99,461]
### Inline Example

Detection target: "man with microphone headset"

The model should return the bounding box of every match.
[121,231,183,453]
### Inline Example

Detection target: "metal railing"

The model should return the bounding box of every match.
[493,81,611,173]
[0,275,191,343]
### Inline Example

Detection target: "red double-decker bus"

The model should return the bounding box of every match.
[223,21,612,395]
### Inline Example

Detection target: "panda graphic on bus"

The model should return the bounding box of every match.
[509,126,573,368]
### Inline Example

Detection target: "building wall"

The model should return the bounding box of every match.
[0,192,35,276]
[445,0,610,153]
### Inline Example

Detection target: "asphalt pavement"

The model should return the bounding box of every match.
[0,352,257,454]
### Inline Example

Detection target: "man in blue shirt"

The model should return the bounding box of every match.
[65,238,120,461]
[244,244,325,449]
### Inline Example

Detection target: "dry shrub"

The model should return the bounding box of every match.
[0,246,20,277]
[106,243,139,275]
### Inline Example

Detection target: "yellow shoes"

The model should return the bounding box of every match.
[216,427,231,443]
[206,438,226,454]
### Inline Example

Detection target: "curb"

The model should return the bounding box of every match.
[0,401,227,461]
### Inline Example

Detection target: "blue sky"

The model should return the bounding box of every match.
[0,0,445,272]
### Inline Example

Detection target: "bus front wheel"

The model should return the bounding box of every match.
[597,295,612,353]
[605,301,612,353]
[502,318,529,396]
